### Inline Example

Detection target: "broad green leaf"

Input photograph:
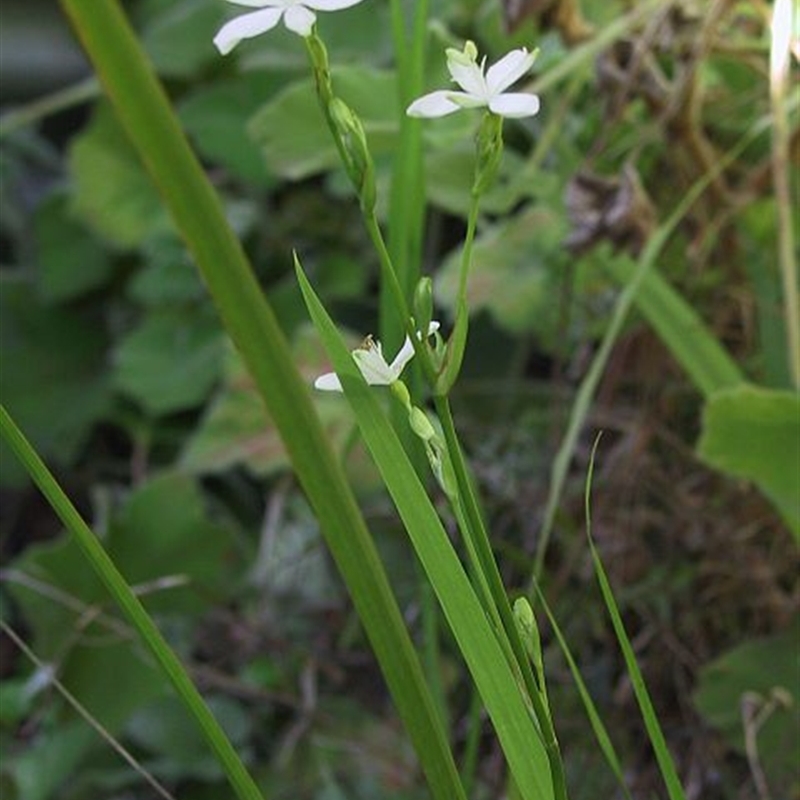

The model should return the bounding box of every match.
[7,473,239,656]
[297,262,554,800]
[0,276,110,486]
[693,622,800,787]
[108,472,240,612]
[424,146,534,218]
[697,384,800,537]
[69,104,170,248]
[436,205,569,335]
[179,73,284,186]
[127,234,207,306]
[126,694,252,781]
[33,190,114,303]
[113,308,224,415]
[248,68,399,180]
[10,722,95,800]
[141,0,224,79]
[181,329,379,491]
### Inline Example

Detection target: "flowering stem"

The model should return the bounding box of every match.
[304,31,436,382]
[433,396,569,800]
[458,191,481,304]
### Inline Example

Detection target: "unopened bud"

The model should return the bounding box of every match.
[328,98,376,212]
[409,407,436,442]
[413,277,434,339]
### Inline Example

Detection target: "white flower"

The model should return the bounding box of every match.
[314,322,440,391]
[407,41,540,119]
[213,0,365,53]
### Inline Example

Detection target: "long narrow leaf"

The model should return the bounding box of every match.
[297,260,555,800]
[55,3,465,798]
[585,437,687,800]
[0,406,264,800]
[604,260,742,397]
[532,585,632,800]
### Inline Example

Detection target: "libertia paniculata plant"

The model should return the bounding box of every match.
[6,0,768,798]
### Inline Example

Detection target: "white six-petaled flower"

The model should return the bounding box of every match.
[213,0,365,54]
[314,322,440,391]
[407,40,540,119]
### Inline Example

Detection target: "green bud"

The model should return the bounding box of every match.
[513,597,543,675]
[446,40,478,67]
[305,32,333,106]
[390,379,412,411]
[328,98,376,213]
[413,277,434,339]
[409,407,436,442]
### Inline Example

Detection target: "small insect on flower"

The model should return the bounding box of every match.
[314,322,440,392]
[407,40,540,119]
[213,0,366,54]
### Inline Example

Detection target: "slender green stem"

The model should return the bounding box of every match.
[459,193,481,303]
[769,2,799,388]
[365,211,414,331]
[0,406,265,800]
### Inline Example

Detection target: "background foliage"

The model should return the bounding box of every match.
[1,0,797,798]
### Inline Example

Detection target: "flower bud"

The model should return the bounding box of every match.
[513,597,543,675]
[413,277,434,339]
[409,407,436,442]
[390,379,412,411]
[328,97,376,213]
[306,31,333,106]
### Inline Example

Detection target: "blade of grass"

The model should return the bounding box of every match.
[584,434,686,800]
[55,3,466,798]
[296,259,555,800]
[603,259,743,397]
[0,405,264,800]
[531,585,633,800]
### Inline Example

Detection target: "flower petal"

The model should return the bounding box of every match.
[407,90,462,117]
[447,57,487,98]
[353,343,396,384]
[213,8,283,54]
[447,90,488,109]
[224,0,282,7]
[388,321,441,376]
[314,371,343,391]
[485,48,535,95]
[304,0,365,10]
[488,92,540,118]
[283,4,316,35]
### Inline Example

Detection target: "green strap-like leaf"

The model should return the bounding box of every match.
[297,260,555,800]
